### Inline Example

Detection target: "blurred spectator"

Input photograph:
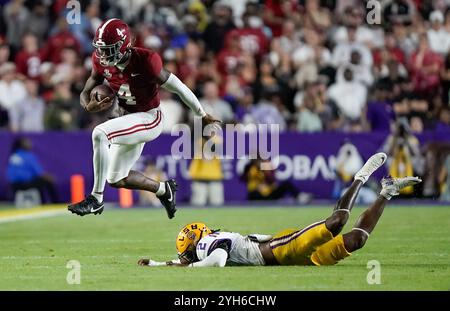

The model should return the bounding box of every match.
[249,90,287,131]
[373,31,406,75]
[252,56,282,102]
[6,137,58,203]
[366,80,395,132]
[296,96,323,132]
[392,19,417,58]
[381,119,424,194]
[203,1,235,53]
[303,0,331,31]
[0,62,27,127]
[138,158,168,206]
[327,68,367,125]
[295,79,340,132]
[438,154,450,201]
[159,89,185,133]
[187,0,209,32]
[240,157,312,203]
[189,136,224,206]
[292,27,331,88]
[3,0,29,50]
[263,0,300,38]
[24,0,50,44]
[40,16,81,64]
[383,0,415,26]
[408,34,444,95]
[422,142,450,197]
[335,49,374,86]
[331,25,373,68]
[44,74,79,130]
[427,10,450,56]
[436,108,450,131]
[332,6,377,47]
[224,9,269,60]
[216,30,246,93]
[9,79,44,132]
[14,33,41,80]
[271,19,301,57]
[0,43,10,67]
[377,59,411,99]
[197,81,234,124]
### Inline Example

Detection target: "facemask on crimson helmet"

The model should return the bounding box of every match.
[93,18,132,66]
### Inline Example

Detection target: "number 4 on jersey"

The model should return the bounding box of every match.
[118,83,136,105]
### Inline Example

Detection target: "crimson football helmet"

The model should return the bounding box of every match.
[93,18,132,66]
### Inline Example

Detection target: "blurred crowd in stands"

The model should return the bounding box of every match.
[1,0,450,134]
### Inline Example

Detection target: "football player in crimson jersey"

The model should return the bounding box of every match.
[68,18,220,218]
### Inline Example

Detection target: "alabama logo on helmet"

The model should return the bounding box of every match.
[93,18,132,66]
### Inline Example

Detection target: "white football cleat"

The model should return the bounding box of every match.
[354,152,388,184]
[380,176,422,200]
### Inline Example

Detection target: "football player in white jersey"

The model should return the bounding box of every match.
[138,153,422,268]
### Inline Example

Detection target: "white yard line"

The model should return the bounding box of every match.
[0,209,67,224]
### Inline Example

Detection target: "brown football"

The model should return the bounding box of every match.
[91,84,116,101]
[91,84,115,110]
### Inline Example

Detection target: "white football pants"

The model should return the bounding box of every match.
[91,108,164,193]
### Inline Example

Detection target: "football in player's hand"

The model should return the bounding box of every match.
[89,84,115,112]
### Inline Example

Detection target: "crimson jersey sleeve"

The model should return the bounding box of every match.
[91,53,100,74]
[145,51,163,82]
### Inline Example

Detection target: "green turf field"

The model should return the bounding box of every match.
[0,205,449,290]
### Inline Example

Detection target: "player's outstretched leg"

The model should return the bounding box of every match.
[343,176,422,252]
[68,127,109,216]
[325,152,387,236]
[109,170,178,219]
[310,176,421,266]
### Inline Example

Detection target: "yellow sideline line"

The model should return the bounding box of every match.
[0,205,67,222]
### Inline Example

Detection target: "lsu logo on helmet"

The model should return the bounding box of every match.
[176,222,212,263]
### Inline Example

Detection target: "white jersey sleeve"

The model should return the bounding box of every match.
[195,231,265,266]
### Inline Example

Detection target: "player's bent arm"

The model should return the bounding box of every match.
[188,248,228,268]
[80,69,106,112]
[157,69,206,117]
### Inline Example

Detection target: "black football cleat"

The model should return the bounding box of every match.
[158,179,178,219]
[68,194,104,216]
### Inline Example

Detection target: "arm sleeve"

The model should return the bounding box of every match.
[189,248,228,268]
[147,258,181,266]
[161,73,206,117]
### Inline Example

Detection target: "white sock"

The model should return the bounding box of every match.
[354,175,366,184]
[91,192,103,203]
[91,127,109,197]
[155,182,166,197]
